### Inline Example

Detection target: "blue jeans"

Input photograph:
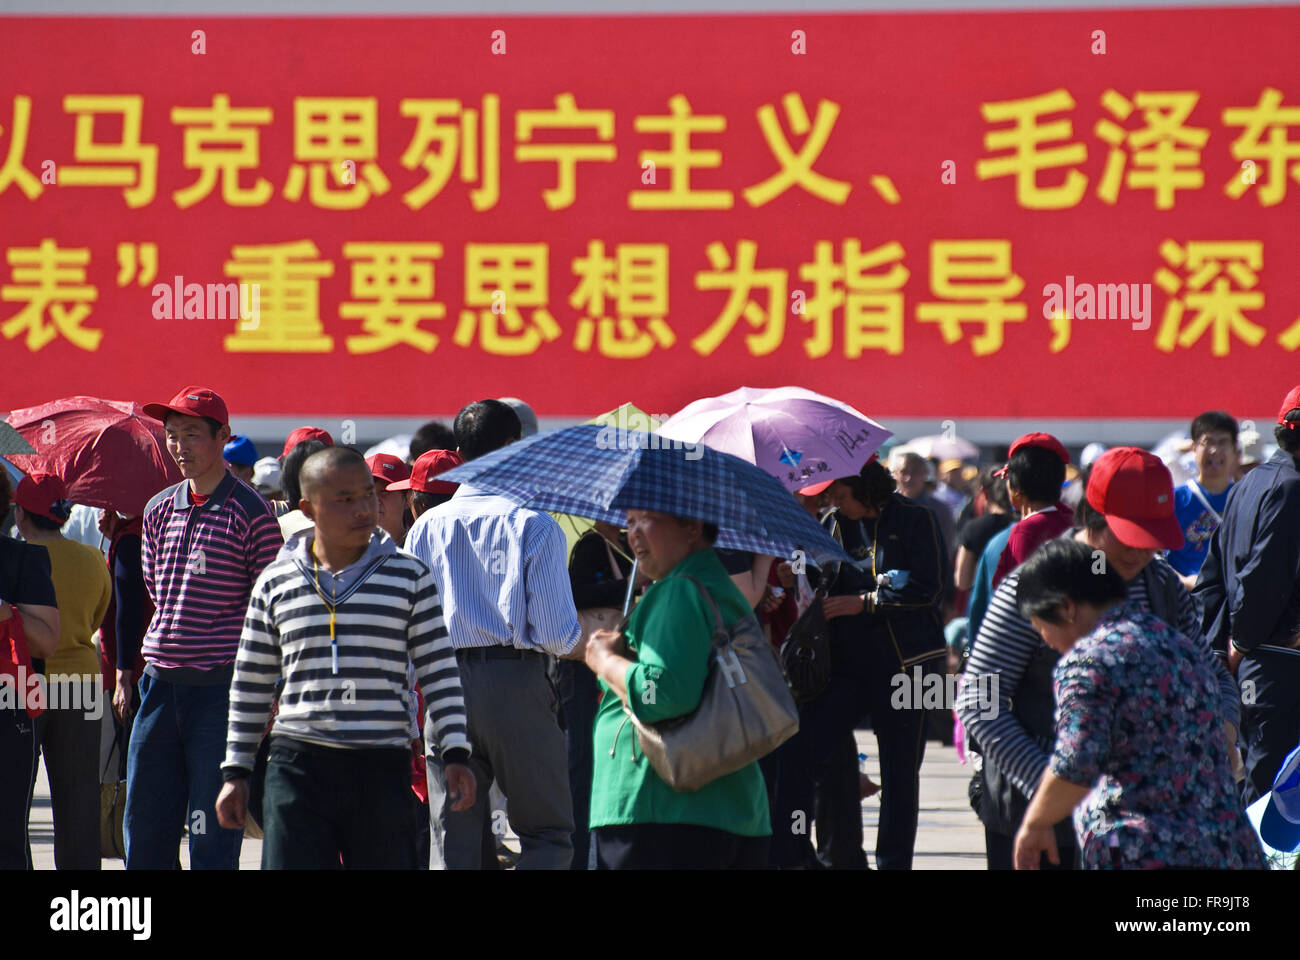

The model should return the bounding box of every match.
[124,671,243,869]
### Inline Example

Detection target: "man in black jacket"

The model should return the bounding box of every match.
[1196,385,1300,805]
[772,457,947,869]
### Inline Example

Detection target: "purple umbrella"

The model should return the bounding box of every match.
[657,386,892,493]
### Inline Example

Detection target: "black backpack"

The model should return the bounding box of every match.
[779,585,831,703]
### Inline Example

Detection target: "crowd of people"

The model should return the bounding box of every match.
[2,381,1297,871]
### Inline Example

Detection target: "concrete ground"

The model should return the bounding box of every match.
[30,729,988,870]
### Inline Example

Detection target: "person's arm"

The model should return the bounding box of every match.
[1192,524,1229,650]
[244,511,285,588]
[956,576,1050,797]
[590,577,712,725]
[140,511,159,607]
[1225,483,1300,653]
[523,517,582,657]
[954,546,978,592]
[872,505,943,611]
[112,534,146,670]
[7,542,59,658]
[1013,771,1092,870]
[408,566,476,812]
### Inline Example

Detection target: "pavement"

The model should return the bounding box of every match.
[30,729,988,870]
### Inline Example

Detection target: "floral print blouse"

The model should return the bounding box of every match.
[1049,602,1265,870]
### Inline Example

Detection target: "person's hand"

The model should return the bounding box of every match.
[759,589,783,615]
[216,778,248,830]
[1013,821,1059,870]
[822,594,867,619]
[1224,722,1245,782]
[113,669,134,723]
[446,763,478,812]
[1179,573,1198,592]
[776,562,796,590]
[1227,641,1244,677]
[584,628,624,673]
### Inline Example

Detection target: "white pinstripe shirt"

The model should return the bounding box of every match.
[404,484,581,655]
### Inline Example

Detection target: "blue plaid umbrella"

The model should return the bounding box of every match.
[438,423,850,565]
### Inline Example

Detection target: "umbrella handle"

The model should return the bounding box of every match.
[622,558,638,618]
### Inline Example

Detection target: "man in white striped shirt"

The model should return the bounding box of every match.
[215,447,475,869]
[406,400,582,870]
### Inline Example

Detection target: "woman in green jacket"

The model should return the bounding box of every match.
[583,508,771,868]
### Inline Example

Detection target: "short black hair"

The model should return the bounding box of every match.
[1016,537,1127,625]
[454,399,522,461]
[1075,494,1109,533]
[836,459,897,511]
[282,440,330,505]
[979,466,1012,512]
[410,420,457,462]
[1276,417,1300,454]
[165,411,223,438]
[411,490,454,516]
[1004,445,1066,504]
[24,510,66,532]
[300,447,370,501]
[1190,410,1238,447]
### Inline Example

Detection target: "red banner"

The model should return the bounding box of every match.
[1,10,1297,420]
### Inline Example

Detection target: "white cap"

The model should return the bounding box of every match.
[499,397,539,437]
[252,456,283,494]
[1080,442,1108,469]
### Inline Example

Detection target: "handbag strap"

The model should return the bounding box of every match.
[103,717,127,782]
[676,574,729,650]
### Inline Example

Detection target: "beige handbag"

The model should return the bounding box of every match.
[624,575,799,793]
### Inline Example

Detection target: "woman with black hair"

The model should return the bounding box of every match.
[771,456,948,869]
[1013,538,1264,870]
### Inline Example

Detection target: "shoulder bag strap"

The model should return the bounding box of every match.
[678,574,728,650]
[1186,482,1223,525]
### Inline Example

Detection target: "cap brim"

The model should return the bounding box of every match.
[385,479,413,491]
[1260,797,1300,853]
[141,402,180,422]
[1104,512,1185,551]
[798,480,834,496]
[993,465,1008,478]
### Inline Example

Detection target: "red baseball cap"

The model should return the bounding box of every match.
[1277,385,1300,430]
[797,480,834,496]
[142,386,229,426]
[994,432,1069,477]
[281,426,334,459]
[366,453,411,489]
[14,473,72,524]
[1085,447,1184,550]
[387,449,463,494]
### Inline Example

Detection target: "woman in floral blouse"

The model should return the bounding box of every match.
[1010,538,1264,870]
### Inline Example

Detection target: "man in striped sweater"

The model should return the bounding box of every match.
[126,386,283,870]
[216,447,475,869]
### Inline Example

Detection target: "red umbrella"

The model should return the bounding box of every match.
[6,397,183,516]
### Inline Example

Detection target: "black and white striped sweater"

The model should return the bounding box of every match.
[221,529,470,774]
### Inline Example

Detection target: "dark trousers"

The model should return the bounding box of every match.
[814,731,867,868]
[260,737,416,870]
[984,826,1077,871]
[1238,648,1300,806]
[773,641,935,870]
[0,709,40,870]
[592,823,770,870]
[37,680,102,870]
[555,657,599,870]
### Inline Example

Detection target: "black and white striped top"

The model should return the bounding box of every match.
[221,530,469,773]
[958,553,1239,799]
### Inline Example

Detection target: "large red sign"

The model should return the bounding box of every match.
[1,10,1297,420]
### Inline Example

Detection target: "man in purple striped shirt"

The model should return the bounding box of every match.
[124,386,283,870]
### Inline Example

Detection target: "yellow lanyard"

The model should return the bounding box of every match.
[310,548,340,675]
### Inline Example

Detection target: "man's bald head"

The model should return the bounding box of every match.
[300,446,371,502]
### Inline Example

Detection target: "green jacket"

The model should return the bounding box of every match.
[588,547,771,837]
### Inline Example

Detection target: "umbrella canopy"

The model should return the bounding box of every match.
[901,434,979,462]
[6,397,183,516]
[439,424,851,565]
[657,386,891,492]
[0,421,35,457]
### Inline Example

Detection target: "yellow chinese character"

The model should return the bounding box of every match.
[1,239,100,351]
[515,92,616,210]
[743,93,851,207]
[0,95,42,200]
[691,241,787,356]
[1153,240,1265,356]
[797,240,907,357]
[1222,87,1300,207]
[976,89,1087,210]
[1094,90,1207,209]
[629,95,733,210]
[916,240,1027,356]
[570,241,674,358]
[399,96,500,211]
[59,95,158,207]
[171,94,273,209]
[340,243,445,354]
[455,244,560,356]
[283,98,390,209]
[223,240,334,352]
